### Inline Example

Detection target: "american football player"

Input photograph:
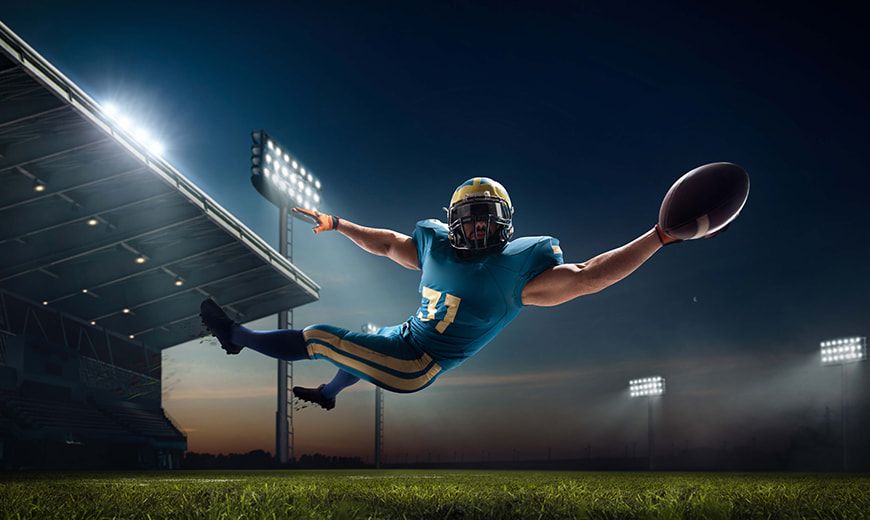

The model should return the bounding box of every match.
[201,177,671,410]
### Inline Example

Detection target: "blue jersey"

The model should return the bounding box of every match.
[303,219,563,393]
[407,219,563,368]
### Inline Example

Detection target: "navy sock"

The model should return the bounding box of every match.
[321,370,360,400]
[230,325,308,361]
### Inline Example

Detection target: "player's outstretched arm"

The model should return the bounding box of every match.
[292,207,419,270]
[336,219,420,270]
[521,228,662,307]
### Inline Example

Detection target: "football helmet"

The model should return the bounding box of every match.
[446,177,514,251]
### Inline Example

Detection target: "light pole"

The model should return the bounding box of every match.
[630,376,665,470]
[820,336,866,472]
[250,130,323,464]
[362,322,385,469]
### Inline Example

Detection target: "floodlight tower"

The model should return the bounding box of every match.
[629,376,665,470]
[250,130,323,464]
[820,336,866,472]
[362,322,385,469]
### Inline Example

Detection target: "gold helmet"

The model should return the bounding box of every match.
[446,177,514,251]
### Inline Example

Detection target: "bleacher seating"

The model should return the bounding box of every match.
[100,404,184,440]
[0,291,187,469]
[0,409,13,431]
[1,395,131,438]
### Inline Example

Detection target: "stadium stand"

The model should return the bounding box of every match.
[2,394,131,437]
[0,20,319,469]
[98,401,184,440]
[0,303,189,469]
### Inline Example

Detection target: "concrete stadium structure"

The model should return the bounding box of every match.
[0,20,319,469]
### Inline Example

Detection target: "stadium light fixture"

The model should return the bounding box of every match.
[362,323,379,334]
[820,336,866,472]
[821,337,866,365]
[250,130,322,212]
[629,376,665,470]
[629,376,665,397]
[249,129,326,465]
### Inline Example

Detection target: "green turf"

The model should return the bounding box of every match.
[1,470,868,519]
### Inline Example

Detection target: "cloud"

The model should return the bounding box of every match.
[165,377,375,402]
[165,385,275,401]
[437,369,587,388]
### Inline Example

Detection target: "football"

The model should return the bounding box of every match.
[658,162,750,240]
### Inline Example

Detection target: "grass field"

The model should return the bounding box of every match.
[1,469,868,519]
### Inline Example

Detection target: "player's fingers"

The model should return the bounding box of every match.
[293,207,338,234]
[292,207,330,234]
[312,217,330,234]
[655,224,682,245]
[292,207,319,223]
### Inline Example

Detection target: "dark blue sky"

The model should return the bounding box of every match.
[3,2,867,460]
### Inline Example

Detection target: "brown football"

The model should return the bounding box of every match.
[659,162,750,240]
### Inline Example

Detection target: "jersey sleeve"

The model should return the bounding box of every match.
[526,237,563,277]
[516,236,564,305]
[411,219,446,270]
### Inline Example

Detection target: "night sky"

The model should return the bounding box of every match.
[3,1,868,463]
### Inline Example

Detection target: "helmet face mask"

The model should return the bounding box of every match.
[446,178,514,251]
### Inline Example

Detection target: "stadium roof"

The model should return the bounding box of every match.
[0,21,319,351]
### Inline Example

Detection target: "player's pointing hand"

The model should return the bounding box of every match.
[292,207,340,234]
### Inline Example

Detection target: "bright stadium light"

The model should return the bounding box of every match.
[629,376,665,470]
[362,323,379,334]
[821,337,866,365]
[820,336,866,472]
[250,130,322,211]
[629,376,665,397]
[102,103,165,157]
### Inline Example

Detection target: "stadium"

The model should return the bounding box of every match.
[2,2,870,516]
[1,6,867,478]
[0,21,319,470]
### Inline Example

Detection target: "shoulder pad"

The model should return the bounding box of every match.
[417,219,448,230]
[503,236,563,262]
[503,236,548,255]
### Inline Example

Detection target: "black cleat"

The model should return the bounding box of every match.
[292,385,336,411]
[200,298,242,355]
